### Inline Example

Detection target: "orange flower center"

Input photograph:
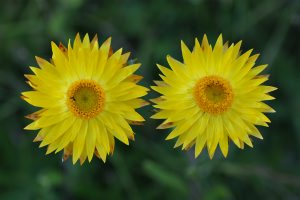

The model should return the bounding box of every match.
[67,80,105,119]
[194,75,233,114]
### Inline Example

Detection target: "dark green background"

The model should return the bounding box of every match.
[0,0,299,199]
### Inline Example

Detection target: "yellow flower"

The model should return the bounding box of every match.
[22,33,149,164]
[151,34,276,158]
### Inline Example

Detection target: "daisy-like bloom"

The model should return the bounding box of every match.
[151,34,276,158]
[22,34,149,164]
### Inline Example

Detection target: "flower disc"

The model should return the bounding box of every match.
[194,75,233,114]
[67,80,105,119]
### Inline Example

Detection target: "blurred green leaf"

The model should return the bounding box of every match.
[142,160,187,194]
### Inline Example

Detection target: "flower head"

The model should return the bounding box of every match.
[22,33,149,164]
[151,34,276,158]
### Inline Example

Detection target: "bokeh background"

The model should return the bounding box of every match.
[0,0,300,199]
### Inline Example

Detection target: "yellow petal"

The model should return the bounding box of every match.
[166,114,200,140]
[195,132,207,158]
[182,113,209,149]
[72,121,88,164]
[101,48,123,83]
[97,119,110,153]
[24,112,70,130]
[106,64,141,89]
[22,91,61,108]
[86,120,97,162]
[39,116,75,147]
[108,116,129,145]
[92,37,111,79]
[219,135,229,157]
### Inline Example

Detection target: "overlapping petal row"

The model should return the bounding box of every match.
[22,34,149,164]
[151,34,276,158]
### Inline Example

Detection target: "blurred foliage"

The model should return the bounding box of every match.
[0,0,300,199]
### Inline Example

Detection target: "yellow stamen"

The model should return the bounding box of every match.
[194,75,233,114]
[67,80,105,119]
